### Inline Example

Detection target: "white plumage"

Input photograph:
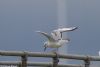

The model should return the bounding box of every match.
[36,31,69,51]
[36,27,78,51]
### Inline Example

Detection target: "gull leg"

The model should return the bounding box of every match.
[44,47,47,51]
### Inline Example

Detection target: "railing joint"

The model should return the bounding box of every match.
[52,52,59,67]
[84,56,90,67]
[21,51,27,67]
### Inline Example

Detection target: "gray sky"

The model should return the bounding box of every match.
[0,0,100,66]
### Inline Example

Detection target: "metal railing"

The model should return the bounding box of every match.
[0,50,99,67]
[0,61,83,67]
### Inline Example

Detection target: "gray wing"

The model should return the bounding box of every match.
[56,27,78,32]
[36,31,55,42]
[51,27,78,40]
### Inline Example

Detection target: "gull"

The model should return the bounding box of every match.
[36,31,69,51]
[51,27,78,40]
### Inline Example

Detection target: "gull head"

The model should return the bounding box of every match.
[43,42,48,51]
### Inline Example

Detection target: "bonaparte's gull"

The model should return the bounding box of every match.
[36,27,77,51]
[36,31,69,51]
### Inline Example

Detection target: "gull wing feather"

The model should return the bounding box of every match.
[36,31,55,42]
[56,27,78,32]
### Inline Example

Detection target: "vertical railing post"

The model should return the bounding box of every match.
[84,60,90,67]
[21,55,27,67]
[21,52,27,67]
[52,57,59,67]
[52,52,59,67]
[84,56,90,67]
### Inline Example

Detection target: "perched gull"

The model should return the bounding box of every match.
[51,27,78,40]
[36,31,69,51]
[36,27,78,51]
[36,27,78,62]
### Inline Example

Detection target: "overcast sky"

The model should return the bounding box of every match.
[0,0,100,66]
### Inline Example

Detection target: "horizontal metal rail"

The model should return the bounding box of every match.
[0,50,100,61]
[0,61,83,67]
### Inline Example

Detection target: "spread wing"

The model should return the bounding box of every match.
[36,31,55,42]
[56,27,78,32]
[51,27,78,40]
